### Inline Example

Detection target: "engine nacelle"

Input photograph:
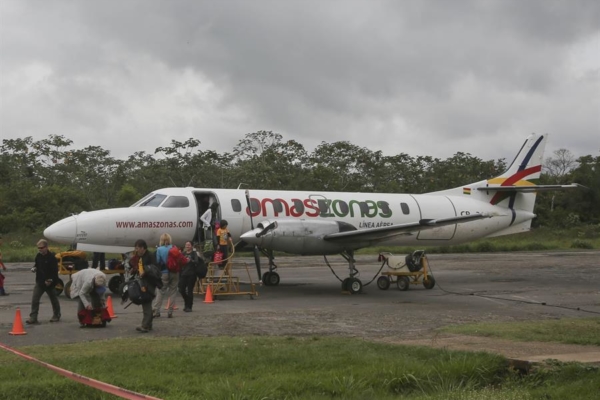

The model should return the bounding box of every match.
[240,219,357,255]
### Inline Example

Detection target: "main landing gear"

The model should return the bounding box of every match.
[340,251,362,294]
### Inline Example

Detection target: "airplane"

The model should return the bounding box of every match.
[44,133,581,294]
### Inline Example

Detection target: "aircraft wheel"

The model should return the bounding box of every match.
[377,276,390,290]
[348,278,362,294]
[54,278,65,296]
[423,275,436,290]
[341,278,350,292]
[397,276,410,291]
[265,272,280,286]
[64,280,72,299]
[109,275,124,294]
[262,272,269,285]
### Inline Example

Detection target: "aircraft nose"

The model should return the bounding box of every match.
[44,216,77,244]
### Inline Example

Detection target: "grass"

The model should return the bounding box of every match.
[440,317,600,346]
[2,226,599,263]
[1,336,599,400]
[362,225,600,255]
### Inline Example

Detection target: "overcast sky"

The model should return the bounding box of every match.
[1,0,598,164]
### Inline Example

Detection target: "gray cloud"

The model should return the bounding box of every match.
[1,0,598,164]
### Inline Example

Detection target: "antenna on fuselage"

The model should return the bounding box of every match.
[186,175,196,187]
[237,183,248,189]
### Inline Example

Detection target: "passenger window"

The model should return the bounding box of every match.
[273,199,283,213]
[400,202,410,215]
[140,194,167,207]
[161,196,189,208]
[292,199,304,213]
[250,198,260,213]
[231,199,242,212]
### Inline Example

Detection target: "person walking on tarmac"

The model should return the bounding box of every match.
[153,233,180,318]
[27,239,61,324]
[128,239,158,333]
[179,241,204,312]
[0,235,8,296]
[70,268,107,326]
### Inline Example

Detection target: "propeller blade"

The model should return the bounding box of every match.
[245,190,262,281]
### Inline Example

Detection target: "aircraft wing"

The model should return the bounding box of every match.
[476,183,583,193]
[76,243,135,254]
[324,212,494,243]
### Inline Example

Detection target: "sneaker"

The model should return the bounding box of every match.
[136,327,149,333]
[183,308,192,312]
[152,310,161,318]
[167,311,173,318]
[26,319,40,325]
[49,316,60,323]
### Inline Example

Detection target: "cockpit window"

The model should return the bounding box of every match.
[138,194,167,207]
[130,193,155,207]
[161,196,190,208]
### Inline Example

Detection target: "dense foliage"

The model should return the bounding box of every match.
[1,131,598,234]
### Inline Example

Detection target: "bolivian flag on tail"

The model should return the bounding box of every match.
[463,187,471,195]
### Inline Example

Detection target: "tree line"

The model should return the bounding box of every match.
[1,131,598,234]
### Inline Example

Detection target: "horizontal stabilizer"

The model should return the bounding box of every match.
[476,183,584,193]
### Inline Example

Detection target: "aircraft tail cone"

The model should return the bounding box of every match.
[106,295,117,319]
[9,308,27,335]
[204,285,214,304]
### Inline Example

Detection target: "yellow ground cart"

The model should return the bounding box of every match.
[54,251,125,298]
[377,250,436,291]
[195,245,258,299]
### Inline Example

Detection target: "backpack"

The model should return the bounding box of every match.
[125,280,153,305]
[202,240,214,259]
[167,245,187,273]
[195,258,207,279]
[144,263,163,289]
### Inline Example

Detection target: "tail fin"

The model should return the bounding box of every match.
[484,133,546,211]
[490,133,546,187]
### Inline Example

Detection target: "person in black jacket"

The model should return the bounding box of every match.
[179,241,203,312]
[128,239,158,333]
[27,239,61,324]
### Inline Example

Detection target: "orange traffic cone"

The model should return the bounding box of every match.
[106,295,117,319]
[204,284,214,303]
[9,307,27,336]
[164,298,179,310]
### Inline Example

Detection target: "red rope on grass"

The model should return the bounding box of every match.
[0,342,162,400]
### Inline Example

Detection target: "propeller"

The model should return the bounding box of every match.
[245,190,262,282]
[256,221,277,238]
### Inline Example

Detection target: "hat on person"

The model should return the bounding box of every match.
[94,274,107,294]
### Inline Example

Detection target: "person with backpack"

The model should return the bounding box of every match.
[152,233,187,318]
[128,239,158,333]
[178,241,205,312]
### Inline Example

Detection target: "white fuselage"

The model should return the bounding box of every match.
[45,187,531,253]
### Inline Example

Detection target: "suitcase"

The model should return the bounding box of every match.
[78,307,112,327]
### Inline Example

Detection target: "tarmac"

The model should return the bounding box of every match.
[1,251,599,368]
